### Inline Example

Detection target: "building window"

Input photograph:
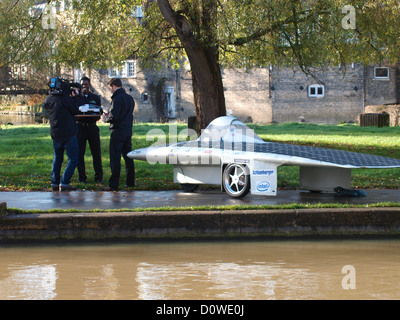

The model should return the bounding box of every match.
[141,92,149,103]
[108,60,137,78]
[135,6,144,23]
[11,64,28,80]
[374,67,389,80]
[308,84,324,97]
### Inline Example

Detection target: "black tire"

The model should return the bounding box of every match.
[180,183,199,192]
[222,163,250,198]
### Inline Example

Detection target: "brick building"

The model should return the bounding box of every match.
[74,62,399,125]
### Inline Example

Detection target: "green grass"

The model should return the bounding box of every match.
[6,201,400,215]
[0,122,399,192]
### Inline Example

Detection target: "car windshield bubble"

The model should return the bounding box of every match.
[199,123,264,143]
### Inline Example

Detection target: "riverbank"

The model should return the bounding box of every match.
[0,202,5,216]
[1,205,400,242]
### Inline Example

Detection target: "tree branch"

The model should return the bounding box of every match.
[157,0,193,38]
[231,7,331,46]
[157,0,177,27]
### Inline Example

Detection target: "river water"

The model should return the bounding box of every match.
[0,239,399,300]
[0,113,36,125]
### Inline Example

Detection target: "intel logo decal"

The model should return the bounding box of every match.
[256,181,270,192]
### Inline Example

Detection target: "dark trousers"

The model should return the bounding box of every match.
[109,130,135,189]
[77,123,103,182]
[51,136,79,187]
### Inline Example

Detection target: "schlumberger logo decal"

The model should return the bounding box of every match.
[252,170,274,176]
[257,181,271,192]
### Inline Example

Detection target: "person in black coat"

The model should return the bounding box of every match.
[101,78,135,191]
[74,77,103,184]
[43,78,80,191]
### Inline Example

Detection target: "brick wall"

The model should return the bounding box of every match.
[89,66,272,124]
[222,68,271,123]
[88,66,196,123]
[270,65,364,124]
[364,66,398,106]
[364,104,400,126]
[80,63,398,125]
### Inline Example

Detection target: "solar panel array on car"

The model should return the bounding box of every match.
[250,142,400,167]
[179,140,400,168]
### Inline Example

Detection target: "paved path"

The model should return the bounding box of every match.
[0,189,398,211]
[1,189,399,241]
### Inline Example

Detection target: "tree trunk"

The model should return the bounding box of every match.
[157,0,226,131]
[187,42,226,131]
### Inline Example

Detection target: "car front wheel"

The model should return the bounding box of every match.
[222,163,250,198]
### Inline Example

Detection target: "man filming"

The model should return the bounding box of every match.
[74,76,103,184]
[44,77,80,192]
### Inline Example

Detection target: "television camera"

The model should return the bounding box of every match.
[48,77,81,96]
[48,76,102,116]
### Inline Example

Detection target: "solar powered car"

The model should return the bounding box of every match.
[127,116,400,198]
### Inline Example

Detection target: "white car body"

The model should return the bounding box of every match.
[128,116,400,198]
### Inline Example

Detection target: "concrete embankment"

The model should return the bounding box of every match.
[0,202,6,217]
[1,204,400,242]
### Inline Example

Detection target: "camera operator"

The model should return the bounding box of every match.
[44,77,80,192]
[74,76,103,184]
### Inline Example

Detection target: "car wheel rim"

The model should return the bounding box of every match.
[223,164,249,196]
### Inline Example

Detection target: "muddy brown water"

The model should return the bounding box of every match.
[0,239,399,300]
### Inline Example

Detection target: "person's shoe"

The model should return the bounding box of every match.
[51,185,59,192]
[60,185,77,192]
[79,179,87,184]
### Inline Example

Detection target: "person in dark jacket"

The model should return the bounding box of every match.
[101,78,135,191]
[74,76,103,184]
[44,78,80,191]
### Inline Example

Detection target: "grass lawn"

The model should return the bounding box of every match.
[0,122,399,192]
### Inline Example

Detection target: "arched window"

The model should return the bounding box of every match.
[141,92,149,103]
